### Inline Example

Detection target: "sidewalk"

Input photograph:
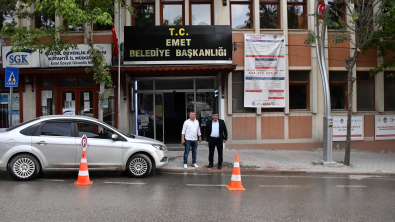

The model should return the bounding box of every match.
[158,148,395,175]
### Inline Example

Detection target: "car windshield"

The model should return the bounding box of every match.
[6,118,41,131]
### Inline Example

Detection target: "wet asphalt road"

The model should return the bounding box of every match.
[0,171,394,221]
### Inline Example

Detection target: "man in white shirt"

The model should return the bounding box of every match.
[181,111,201,169]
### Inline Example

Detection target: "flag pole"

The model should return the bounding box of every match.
[118,0,121,129]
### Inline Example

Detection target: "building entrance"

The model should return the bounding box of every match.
[135,77,218,145]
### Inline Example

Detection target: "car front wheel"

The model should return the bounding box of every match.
[9,154,41,181]
[126,154,152,178]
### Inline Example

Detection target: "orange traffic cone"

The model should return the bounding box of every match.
[74,150,93,185]
[226,154,245,191]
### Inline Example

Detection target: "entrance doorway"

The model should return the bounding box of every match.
[135,77,218,144]
[60,89,95,117]
[163,92,186,143]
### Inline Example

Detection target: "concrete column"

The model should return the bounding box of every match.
[228,72,233,115]
[253,0,259,33]
[155,0,160,25]
[126,0,132,26]
[281,0,289,114]
[185,0,189,25]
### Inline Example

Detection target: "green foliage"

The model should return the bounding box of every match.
[364,0,395,75]
[304,31,317,46]
[0,0,133,90]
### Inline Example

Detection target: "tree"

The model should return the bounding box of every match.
[307,0,395,165]
[0,0,132,123]
[365,0,395,75]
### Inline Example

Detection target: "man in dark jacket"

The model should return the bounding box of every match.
[204,112,228,169]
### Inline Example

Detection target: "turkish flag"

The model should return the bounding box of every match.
[111,25,119,59]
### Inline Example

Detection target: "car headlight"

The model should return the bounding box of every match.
[152,144,167,151]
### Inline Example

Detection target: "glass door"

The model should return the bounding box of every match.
[79,90,94,118]
[61,91,76,115]
[155,93,164,142]
[137,93,154,139]
[196,92,216,141]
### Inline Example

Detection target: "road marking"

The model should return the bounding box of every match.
[337,185,367,188]
[260,185,305,188]
[160,172,394,180]
[36,179,65,182]
[104,182,147,185]
[186,184,228,187]
[349,175,387,180]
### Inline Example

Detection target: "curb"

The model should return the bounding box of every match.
[156,168,395,176]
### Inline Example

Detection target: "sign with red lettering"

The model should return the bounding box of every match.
[332,115,364,141]
[244,34,285,108]
[375,115,395,140]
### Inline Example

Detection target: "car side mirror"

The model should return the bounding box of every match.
[111,134,118,141]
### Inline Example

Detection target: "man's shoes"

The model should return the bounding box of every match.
[193,163,199,168]
[218,165,222,170]
[207,163,213,168]
[183,164,187,169]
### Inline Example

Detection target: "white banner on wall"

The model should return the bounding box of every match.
[375,115,395,140]
[332,115,364,141]
[41,44,112,67]
[244,34,285,108]
[2,46,41,68]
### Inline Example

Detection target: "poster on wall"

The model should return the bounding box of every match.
[375,115,395,140]
[137,115,149,131]
[244,34,286,108]
[332,115,364,141]
[0,93,20,126]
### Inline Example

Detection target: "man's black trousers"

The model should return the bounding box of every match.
[208,137,223,165]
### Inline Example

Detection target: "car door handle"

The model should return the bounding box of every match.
[36,141,47,145]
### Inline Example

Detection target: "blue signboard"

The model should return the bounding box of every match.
[5,67,19,87]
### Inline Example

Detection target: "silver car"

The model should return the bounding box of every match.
[0,115,168,181]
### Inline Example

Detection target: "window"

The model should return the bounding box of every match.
[93,1,114,30]
[40,122,72,137]
[230,0,252,29]
[329,71,348,110]
[1,9,15,31]
[287,0,307,29]
[384,71,395,111]
[327,0,346,29]
[289,71,309,109]
[133,0,155,26]
[20,123,41,136]
[190,0,212,25]
[357,72,375,111]
[60,78,77,87]
[161,0,184,26]
[41,90,55,116]
[35,13,55,29]
[232,72,255,113]
[0,78,19,128]
[77,121,116,139]
[260,0,280,29]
